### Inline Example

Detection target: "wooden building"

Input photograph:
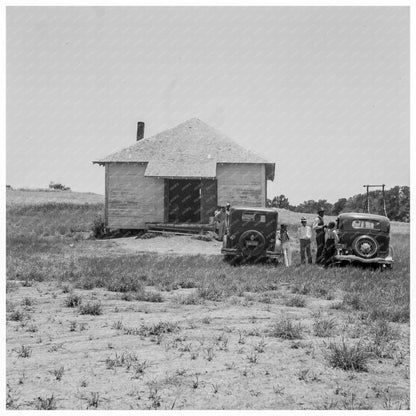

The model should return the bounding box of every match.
[93,118,275,230]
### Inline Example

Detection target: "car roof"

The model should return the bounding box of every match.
[338,212,390,222]
[230,206,278,214]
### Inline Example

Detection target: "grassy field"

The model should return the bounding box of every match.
[6,191,410,410]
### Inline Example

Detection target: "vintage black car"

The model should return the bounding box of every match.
[333,212,393,267]
[221,206,279,262]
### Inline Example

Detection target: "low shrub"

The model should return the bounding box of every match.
[325,339,369,372]
[79,301,102,315]
[269,318,303,340]
[313,317,337,337]
[64,293,82,307]
[285,295,306,308]
[35,394,57,410]
[91,214,106,238]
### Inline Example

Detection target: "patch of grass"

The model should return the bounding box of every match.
[197,281,224,301]
[132,360,151,378]
[123,321,179,337]
[6,280,19,293]
[34,394,57,410]
[64,293,82,307]
[247,351,258,364]
[51,366,65,381]
[8,309,26,322]
[105,351,139,370]
[313,317,337,337]
[21,297,34,307]
[285,295,306,308]
[177,292,201,305]
[15,345,32,358]
[86,392,100,409]
[325,339,370,372]
[366,319,401,358]
[106,274,144,293]
[269,318,303,340]
[78,301,102,315]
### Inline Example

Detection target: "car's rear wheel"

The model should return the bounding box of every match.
[238,230,266,258]
[352,235,379,258]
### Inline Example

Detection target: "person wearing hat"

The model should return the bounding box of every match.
[297,217,313,264]
[312,207,326,264]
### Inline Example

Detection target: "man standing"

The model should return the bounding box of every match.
[214,206,226,241]
[225,202,231,234]
[297,217,312,264]
[312,207,326,264]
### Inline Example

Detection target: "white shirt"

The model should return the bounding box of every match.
[297,225,312,240]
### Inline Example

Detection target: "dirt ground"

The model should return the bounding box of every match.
[6,278,410,410]
[6,236,410,410]
[113,235,223,256]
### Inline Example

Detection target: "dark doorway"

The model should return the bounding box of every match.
[168,179,201,223]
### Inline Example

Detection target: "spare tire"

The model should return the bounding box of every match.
[352,235,379,258]
[238,230,266,258]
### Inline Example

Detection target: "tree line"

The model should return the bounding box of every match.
[267,186,410,222]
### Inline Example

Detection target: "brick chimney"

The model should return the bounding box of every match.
[137,122,145,141]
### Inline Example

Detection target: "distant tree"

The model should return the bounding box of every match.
[333,198,347,215]
[49,181,71,191]
[271,195,290,209]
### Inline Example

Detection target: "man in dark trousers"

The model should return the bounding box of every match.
[312,207,326,264]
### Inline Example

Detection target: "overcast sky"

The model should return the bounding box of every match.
[6,6,409,205]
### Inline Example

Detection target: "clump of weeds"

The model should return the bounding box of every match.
[78,301,102,315]
[247,351,258,364]
[34,394,57,410]
[21,297,35,308]
[15,345,32,358]
[8,309,26,322]
[254,338,267,353]
[86,392,100,409]
[269,317,303,340]
[64,293,82,308]
[51,366,65,381]
[313,316,337,337]
[325,338,370,372]
[132,360,150,378]
[285,295,306,308]
[112,320,124,330]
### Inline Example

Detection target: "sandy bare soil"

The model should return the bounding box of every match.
[6,278,409,410]
[108,235,223,256]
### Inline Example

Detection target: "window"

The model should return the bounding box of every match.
[351,220,381,230]
[241,212,266,223]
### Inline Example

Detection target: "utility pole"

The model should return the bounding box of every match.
[363,184,387,217]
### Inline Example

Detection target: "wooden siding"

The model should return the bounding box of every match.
[217,163,266,207]
[107,163,164,229]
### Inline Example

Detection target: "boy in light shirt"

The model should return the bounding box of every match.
[297,217,313,264]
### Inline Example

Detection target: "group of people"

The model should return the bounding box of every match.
[278,207,339,267]
[214,204,339,267]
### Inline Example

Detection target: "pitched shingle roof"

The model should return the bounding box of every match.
[93,118,275,180]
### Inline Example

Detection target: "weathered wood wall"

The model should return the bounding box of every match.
[107,163,164,229]
[217,163,266,207]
